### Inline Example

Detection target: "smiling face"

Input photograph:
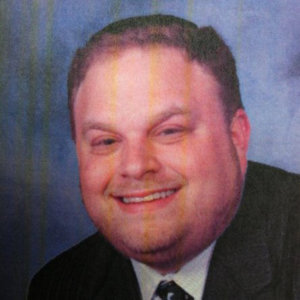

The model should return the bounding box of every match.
[74,46,250,273]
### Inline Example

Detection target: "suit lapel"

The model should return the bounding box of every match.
[203,168,272,299]
[94,253,142,300]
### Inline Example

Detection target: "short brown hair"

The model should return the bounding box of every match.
[68,14,243,139]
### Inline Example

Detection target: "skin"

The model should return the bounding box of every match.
[74,46,250,274]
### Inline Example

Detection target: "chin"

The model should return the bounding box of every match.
[104,223,184,262]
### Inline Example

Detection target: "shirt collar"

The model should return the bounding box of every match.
[131,242,215,300]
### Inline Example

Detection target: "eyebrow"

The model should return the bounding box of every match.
[148,106,190,128]
[82,106,191,136]
[82,121,117,137]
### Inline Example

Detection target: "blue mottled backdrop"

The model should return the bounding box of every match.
[0,1,299,299]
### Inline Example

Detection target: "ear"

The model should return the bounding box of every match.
[230,109,251,176]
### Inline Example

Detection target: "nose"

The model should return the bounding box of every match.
[119,140,161,179]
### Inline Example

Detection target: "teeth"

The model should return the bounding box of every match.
[122,189,176,204]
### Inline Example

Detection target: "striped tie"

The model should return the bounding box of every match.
[152,280,194,300]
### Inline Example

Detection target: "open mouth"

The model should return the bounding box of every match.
[114,189,178,204]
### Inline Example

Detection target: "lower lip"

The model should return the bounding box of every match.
[115,190,179,214]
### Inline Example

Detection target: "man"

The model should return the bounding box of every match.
[28,15,299,299]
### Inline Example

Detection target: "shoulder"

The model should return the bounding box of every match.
[244,161,299,214]
[32,233,115,278]
[28,233,121,299]
[243,161,299,235]
[244,161,299,297]
[246,160,300,187]
[207,161,299,299]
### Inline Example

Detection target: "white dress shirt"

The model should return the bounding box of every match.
[131,242,215,300]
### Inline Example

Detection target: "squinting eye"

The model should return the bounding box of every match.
[154,126,188,144]
[92,138,116,147]
[102,138,116,145]
[161,128,181,135]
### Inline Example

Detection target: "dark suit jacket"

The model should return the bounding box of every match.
[28,162,299,299]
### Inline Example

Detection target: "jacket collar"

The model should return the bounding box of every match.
[203,166,272,299]
[94,252,142,300]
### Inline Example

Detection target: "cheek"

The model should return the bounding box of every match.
[78,152,116,195]
[157,136,222,177]
[79,156,119,227]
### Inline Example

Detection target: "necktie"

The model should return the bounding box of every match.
[152,280,194,300]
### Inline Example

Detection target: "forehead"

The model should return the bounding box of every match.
[83,46,195,91]
[74,46,223,124]
[76,46,219,96]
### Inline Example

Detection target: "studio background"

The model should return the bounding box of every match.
[0,1,299,299]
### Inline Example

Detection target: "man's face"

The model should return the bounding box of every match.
[74,47,250,273]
